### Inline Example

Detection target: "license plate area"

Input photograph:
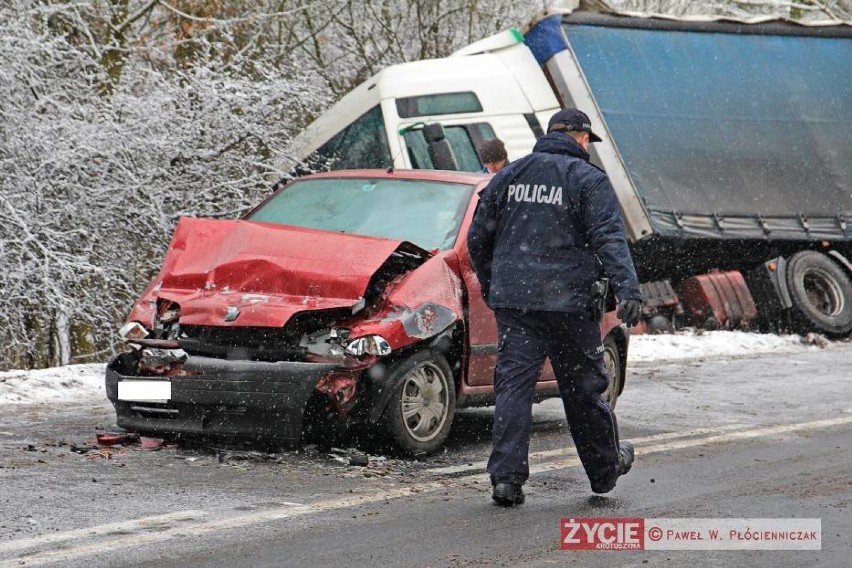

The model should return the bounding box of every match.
[118,380,171,402]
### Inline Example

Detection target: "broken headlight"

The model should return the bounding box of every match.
[345,335,392,357]
[300,328,350,357]
[300,329,391,358]
[119,321,149,341]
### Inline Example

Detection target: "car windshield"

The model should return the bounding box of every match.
[247,177,474,251]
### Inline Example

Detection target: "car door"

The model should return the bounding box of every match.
[455,182,558,388]
[455,198,498,387]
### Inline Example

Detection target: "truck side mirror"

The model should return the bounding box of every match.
[423,123,459,171]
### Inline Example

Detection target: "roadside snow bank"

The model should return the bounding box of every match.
[628,330,823,363]
[0,363,105,404]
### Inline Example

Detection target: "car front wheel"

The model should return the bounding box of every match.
[382,350,455,456]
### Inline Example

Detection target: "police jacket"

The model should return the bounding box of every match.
[467,132,642,313]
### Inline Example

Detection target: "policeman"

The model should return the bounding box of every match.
[467,108,643,506]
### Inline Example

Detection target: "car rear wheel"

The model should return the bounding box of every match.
[785,251,852,337]
[382,350,455,456]
[602,335,623,409]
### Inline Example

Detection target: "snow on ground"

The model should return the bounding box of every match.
[626,329,825,363]
[0,363,106,404]
[0,331,840,405]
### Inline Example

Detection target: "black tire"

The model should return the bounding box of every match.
[382,350,456,456]
[785,251,852,337]
[602,334,624,409]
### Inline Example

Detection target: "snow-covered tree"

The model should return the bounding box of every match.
[604,0,850,20]
[0,1,329,369]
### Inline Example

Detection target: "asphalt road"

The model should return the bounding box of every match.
[1,342,850,567]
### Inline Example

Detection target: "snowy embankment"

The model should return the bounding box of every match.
[0,331,839,405]
[0,363,107,404]
[625,330,826,363]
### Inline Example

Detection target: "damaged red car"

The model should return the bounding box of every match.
[105,169,629,455]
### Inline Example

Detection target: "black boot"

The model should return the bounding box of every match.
[590,441,634,494]
[492,482,525,506]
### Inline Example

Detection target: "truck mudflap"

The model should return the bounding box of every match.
[105,354,337,443]
[680,271,758,330]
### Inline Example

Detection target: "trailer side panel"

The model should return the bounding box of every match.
[562,15,852,241]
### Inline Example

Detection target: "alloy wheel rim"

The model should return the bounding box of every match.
[603,343,618,405]
[400,362,449,442]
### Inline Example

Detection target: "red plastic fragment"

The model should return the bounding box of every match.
[96,433,139,447]
[139,436,166,450]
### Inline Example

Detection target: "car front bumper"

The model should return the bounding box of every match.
[105,353,338,444]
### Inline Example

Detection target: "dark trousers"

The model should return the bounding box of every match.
[487,308,621,486]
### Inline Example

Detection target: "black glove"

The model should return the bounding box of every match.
[617,299,642,327]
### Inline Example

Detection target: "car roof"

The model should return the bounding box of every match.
[296,168,490,188]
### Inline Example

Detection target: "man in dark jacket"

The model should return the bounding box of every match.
[479,138,509,174]
[467,108,643,506]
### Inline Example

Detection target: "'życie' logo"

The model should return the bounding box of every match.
[560,518,645,550]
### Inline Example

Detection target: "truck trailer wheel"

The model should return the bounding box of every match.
[785,251,852,337]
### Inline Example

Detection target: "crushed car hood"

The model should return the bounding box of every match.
[143,217,430,327]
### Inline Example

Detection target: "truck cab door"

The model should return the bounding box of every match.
[422,124,458,170]
[401,122,498,172]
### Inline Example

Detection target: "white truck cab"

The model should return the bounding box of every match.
[287,29,558,173]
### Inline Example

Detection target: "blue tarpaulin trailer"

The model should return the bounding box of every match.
[548,14,851,243]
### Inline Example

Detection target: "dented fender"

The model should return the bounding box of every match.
[348,251,464,351]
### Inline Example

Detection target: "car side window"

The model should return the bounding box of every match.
[312,106,392,170]
[404,123,496,172]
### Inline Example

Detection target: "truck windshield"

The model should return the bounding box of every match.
[247,178,474,251]
[311,106,392,170]
[565,22,852,226]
